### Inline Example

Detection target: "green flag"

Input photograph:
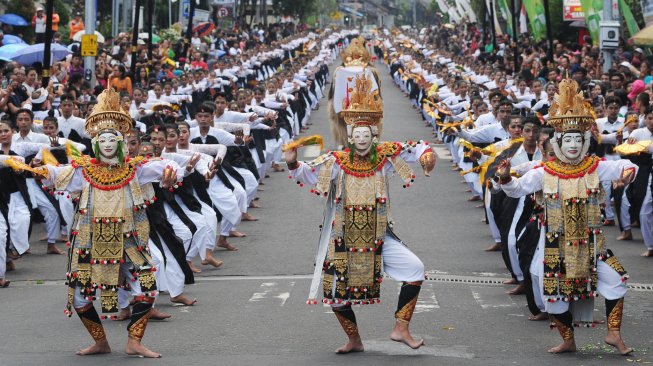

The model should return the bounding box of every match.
[497,0,513,37]
[619,0,640,38]
[580,0,603,45]
[523,0,546,41]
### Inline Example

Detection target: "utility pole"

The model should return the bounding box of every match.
[412,0,417,27]
[147,0,154,63]
[602,0,613,72]
[83,0,96,85]
[510,0,518,72]
[130,0,142,79]
[41,0,54,88]
[543,0,554,62]
[489,0,497,51]
[184,0,196,57]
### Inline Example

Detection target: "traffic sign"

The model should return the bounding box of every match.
[182,0,190,17]
[81,34,98,57]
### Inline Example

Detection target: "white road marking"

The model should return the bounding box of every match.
[248,281,296,306]
[470,286,516,309]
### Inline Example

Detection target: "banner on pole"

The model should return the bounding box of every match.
[563,0,584,21]
[523,0,546,41]
[579,0,603,44]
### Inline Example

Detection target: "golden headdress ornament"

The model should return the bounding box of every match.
[547,78,595,133]
[340,73,383,127]
[341,37,371,67]
[85,88,133,137]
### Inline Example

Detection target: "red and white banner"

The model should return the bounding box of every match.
[563,0,585,21]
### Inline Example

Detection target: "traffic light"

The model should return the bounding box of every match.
[344,15,350,25]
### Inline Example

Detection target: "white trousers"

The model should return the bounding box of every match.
[601,180,615,220]
[507,197,525,281]
[0,213,7,279]
[484,190,502,244]
[8,192,30,254]
[207,178,241,236]
[641,177,653,250]
[27,179,60,243]
[198,200,218,251]
[170,199,213,261]
[225,173,247,213]
[162,203,193,261]
[544,260,628,314]
[332,234,424,308]
[234,167,258,205]
[148,237,185,298]
[55,191,74,237]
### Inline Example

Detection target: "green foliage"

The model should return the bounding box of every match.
[54,0,70,28]
[160,26,182,43]
[5,0,36,42]
[625,0,645,28]
[272,0,317,22]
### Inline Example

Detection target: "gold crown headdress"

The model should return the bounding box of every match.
[547,78,595,133]
[85,88,133,137]
[341,37,371,67]
[340,74,383,127]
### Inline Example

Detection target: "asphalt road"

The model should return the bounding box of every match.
[1,62,652,366]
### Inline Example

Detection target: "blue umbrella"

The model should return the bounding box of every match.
[0,13,29,27]
[11,43,71,66]
[0,43,28,61]
[2,34,26,45]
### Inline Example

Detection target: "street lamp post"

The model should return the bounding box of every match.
[42,0,54,88]
[130,0,142,79]
[83,0,96,85]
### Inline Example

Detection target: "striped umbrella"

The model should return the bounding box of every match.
[193,22,215,37]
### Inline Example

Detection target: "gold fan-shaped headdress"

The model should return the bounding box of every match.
[547,78,595,133]
[85,88,133,137]
[341,37,371,67]
[340,73,383,127]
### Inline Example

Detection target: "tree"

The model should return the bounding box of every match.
[272,0,317,22]
[5,0,36,42]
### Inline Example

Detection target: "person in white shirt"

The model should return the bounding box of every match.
[57,94,89,140]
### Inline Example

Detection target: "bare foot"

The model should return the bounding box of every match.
[605,330,634,355]
[201,257,224,268]
[171,294,197,306]
[125,338,161,358]
[616,231,633,241]
[149,308,172,320]
[548,339,576,354]
[528,312,548,321]
[641,250,653,257]
[503,278,518,285]
[467,195,481,202]
[476,204,485,209]
[6,261,15,271]
[187,261,201,273]
[335,338,364,354]
[507,283,525,295]
[249,201,261,208]
[485,243,502,252]
[76,339,111,355]
[47,244,64,255]
[114,308,131,321]
[228,231,247,238]
[242,213,258,221]
[390,322,425,349]
[218,237,239,251]
[0,279,10,288]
